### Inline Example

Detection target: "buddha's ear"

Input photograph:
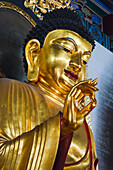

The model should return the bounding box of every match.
[25,39,41,82]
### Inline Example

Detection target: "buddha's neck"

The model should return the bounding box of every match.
[31,77,66,106]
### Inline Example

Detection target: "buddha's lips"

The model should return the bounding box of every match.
[64,69,78,81]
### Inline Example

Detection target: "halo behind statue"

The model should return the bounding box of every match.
[0,2,35,81]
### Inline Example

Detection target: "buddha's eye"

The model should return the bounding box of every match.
[54,42,72,54]
[82,59,87,65]
[62,47,72,53]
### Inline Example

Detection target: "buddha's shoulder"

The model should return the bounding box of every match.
[0,78,63,113]
[0,78,46,99]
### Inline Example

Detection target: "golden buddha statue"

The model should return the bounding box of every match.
[0,7,98,170]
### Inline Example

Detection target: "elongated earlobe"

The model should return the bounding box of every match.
[25,39,40,82]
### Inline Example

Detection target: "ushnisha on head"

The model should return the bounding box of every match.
[23,8,95,95]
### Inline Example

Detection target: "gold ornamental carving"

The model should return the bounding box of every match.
[0,1,36,26]
[24,0,72,20]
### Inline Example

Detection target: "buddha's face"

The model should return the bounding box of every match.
[38,29,92,94]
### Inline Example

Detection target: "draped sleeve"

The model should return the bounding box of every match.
[0,111,60,170]
[0,78,60,170]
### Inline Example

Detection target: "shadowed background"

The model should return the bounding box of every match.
[88,42,113,170]
[0,8,32,81]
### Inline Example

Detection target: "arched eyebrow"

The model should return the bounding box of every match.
[53,37,77,52]
[65,37,77,46]
[63,37,78,51]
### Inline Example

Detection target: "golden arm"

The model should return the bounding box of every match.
[60,79,99,170]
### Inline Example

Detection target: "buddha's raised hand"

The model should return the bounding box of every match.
[62,78,98,135]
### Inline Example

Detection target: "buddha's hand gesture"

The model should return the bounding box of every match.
[63,78,98,131]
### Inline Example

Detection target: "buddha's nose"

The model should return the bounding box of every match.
[69,52,82,72]
[69,56,82,73]
[69,61,81,72]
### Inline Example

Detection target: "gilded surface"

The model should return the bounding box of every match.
[0,27,98,169]
[0,79,60,170]
[64,124,97,169]
[25,29,98,169]
[24,0,72,20]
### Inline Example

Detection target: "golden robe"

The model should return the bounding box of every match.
[0,78,98,170]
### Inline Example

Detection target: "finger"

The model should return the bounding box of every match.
[71,97,77,123]
[79,100,97,117]
[76,92,84,102]
[69,85,77,96]
[70,79,92,93]
[69,85,81,97]
[89,92,95,101]
[91,78,98,86]
[87,78,92,84]
[77,79,91,86]
[78,97,85,107]
[86,84,99,92]
[72,80,89,91]
[78,104,92,119]
[73,89,81,98]
[76,85,98,97]
[69,79,98,98]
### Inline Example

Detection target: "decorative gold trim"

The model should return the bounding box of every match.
[0,1,36,27]
[24,0,72,20]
